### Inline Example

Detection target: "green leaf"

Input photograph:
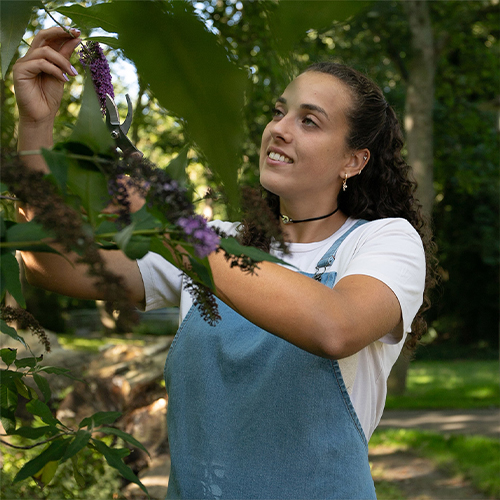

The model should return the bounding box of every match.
[38,366,82,381]
[33,459,59,487]
[0,319,26,347]
[66,159,110,227]
[85,35,120,49]
[13,377,31,399]
[0,377,18,432]
[166,146,190,187]
[6,219,52,244]
[69,73,115,155]
[123,235,151,260]
[14,356,38,369]
[0,1,41,78]
[188,255,215,290]
[219,237,294,267]
[91,438,149,498]
[99,427,150,457]
[131,205,163,232]
[0,252,25,307]
[0,382,18,411]
[271,0,370,54]
[13,439,70,483]
[12,425,59,439]
[3,218,59,254]
[112,222,150,260]
[55,4,118,33]
[25,399,60,427]
[0,347,17,366]
[0,407,16,433]
[79,411,122,429]
[33,373,51,402]
[113,222,135,252]
[76,1,248,211]
[60,429,92,463]
[2,218,60,253]
[41,148,70,193]
[149,235,178,269]
[71,455,87,488]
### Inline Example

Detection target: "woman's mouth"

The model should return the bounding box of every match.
[268,151,293,164]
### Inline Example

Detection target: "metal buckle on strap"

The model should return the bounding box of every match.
[313,266,327,282]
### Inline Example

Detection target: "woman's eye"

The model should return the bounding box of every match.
[272,107,284,118]
[303,117,318,127]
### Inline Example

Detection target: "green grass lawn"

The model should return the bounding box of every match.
[370,429,500,499]
[386,359,500,410]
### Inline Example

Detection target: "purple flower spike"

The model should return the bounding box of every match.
[177,215,220,258]
[79,41,114,114]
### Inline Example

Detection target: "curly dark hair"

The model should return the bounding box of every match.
[241,61,438,352]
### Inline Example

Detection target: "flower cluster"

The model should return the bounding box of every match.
[183,278,221,326]
[177,215,220,258]
[238,186,287,254]
[1,305,51,352]
[107,174,133,228]
[79,41,114,114]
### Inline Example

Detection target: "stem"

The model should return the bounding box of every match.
[18,149,115,165]
[43,6,72,36]
[42,4,93,55]
[0,240,54,249]
[0,432,69,450]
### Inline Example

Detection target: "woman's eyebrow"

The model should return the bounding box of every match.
[276,97,329,120]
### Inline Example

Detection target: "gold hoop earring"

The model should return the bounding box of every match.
[342,173,348,191]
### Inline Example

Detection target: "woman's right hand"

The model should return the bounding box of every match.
[13,27,81,126]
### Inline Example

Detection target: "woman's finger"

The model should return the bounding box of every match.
[16,57,71,84]
[30,27,80,53]
[17,45,78,79]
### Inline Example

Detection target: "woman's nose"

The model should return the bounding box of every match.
[269,115,293,143]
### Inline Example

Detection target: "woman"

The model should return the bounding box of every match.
[14,28,435,499]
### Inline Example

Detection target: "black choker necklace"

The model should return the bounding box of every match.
[280,207,339,225]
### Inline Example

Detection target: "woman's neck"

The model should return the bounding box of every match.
[279,200,347,243]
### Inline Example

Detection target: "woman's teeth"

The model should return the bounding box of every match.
[268,151,293,163]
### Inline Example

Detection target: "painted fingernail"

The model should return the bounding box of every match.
[70,65,78,76]
[71,28,81,35]
[63,73,70,82]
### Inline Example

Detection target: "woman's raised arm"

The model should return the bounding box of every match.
[13,28,145,305]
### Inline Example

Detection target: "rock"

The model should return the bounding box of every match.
[122,454,171,500]
[122,398,169,460]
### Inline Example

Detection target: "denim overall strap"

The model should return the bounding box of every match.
[164,220,376,500]
[313,219,368,281]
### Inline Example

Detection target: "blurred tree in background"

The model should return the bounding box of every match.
[2,0,498,353]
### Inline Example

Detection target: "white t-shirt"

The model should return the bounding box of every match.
[137,217,425,439]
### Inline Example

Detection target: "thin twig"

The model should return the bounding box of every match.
[42,4,92,55]
[0,432,69,450]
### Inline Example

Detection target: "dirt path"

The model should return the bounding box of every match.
[370,444,489,500]
[370,409,499,499]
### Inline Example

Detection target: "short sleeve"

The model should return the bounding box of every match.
[136,220,241,314]
[136,251,183,311]
[336,218,426,340]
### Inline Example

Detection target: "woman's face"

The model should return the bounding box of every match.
[259,71,353,204]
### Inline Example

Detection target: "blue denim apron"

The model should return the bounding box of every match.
[164,220,376,499]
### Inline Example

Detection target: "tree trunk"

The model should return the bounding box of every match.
[403,0,436,215]
[388,0,435,396]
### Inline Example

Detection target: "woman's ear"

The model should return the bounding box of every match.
[343,149,370,180]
